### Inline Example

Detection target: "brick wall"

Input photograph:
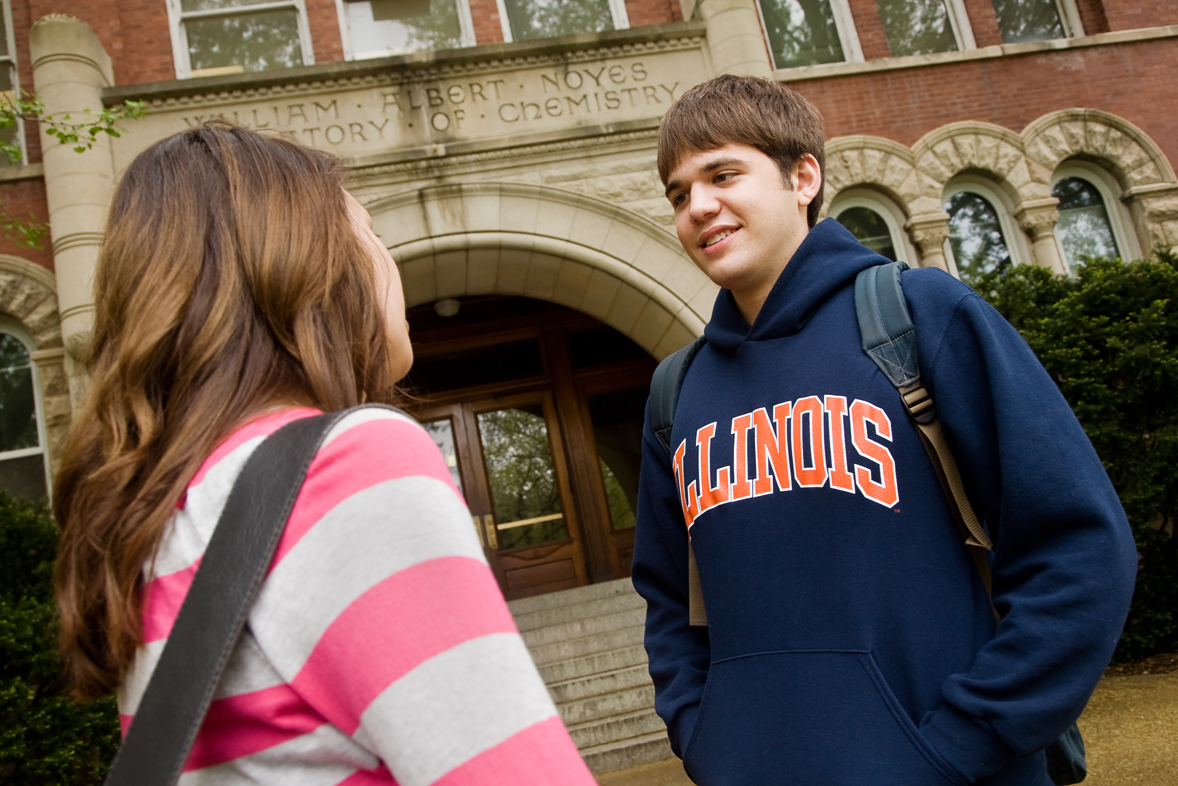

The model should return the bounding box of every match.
[961,0,1002,47]
[470,0,506,44]
[0,178,54,269]
[623,0,682,28]
[307,0,344,64]
[847,0,890,59]
[788,36,1178,170]
[1074,0,1110,34]
[1102,1,1178,32]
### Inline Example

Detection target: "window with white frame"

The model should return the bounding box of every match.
[0,327,47,501]
[830,188,915,262]
[341,0,474,58]
[874,0,974,57]
[943,178,1027,287]
[170,0,314,78]
[755,0,862,69]
[1051,162,1140,271]
[496,0,628,43]
[0,1,24,166]
[990,0,1082,43]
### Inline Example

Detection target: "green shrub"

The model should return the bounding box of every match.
[0,492,119,785]
[976,250,1178,662]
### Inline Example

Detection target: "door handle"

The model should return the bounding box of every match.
[483,514,499,549]
[471,515,485,548]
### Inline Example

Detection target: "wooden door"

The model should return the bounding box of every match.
[417,390,589,599]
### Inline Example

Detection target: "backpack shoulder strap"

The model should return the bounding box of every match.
[854,263,996,601]
[647,336,708,626]
[650,336,706,455]
[104,405,396,786]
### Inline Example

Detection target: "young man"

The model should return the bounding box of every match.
[632,75,1137,786]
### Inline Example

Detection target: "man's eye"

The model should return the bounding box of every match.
[671,192,688,207]
[715,171,735,183]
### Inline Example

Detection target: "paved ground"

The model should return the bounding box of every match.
[596,669,1178,786]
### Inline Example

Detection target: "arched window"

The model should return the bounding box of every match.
[830,188,915,262]
[0,328,46,500]
[943,177,1028,288]
[836,207,896,259]
[1052,177,1119,270]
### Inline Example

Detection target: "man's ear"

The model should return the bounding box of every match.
[793,154,823,208]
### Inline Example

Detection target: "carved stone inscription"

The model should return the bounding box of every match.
[114,46,706,166]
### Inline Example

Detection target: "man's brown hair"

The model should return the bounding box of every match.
[658,75,826,227]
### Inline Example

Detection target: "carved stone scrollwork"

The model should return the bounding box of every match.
[1014,198,1061,240]
[905,212,952,271]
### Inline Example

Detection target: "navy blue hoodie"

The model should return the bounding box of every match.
[632,219,1137,786]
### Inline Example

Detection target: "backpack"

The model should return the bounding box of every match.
[647,260,1086,784]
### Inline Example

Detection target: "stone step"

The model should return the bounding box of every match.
[513,590,646,633]
[549,663,652,705]
[520,606,647,649]
[508,577,636,617]
[568,707,667,750]
[558,683,656,726]
[581,730,675,775]
[538,643,648,684]
[527,623,645,668]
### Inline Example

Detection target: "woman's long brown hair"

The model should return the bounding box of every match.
[53,122,399,699]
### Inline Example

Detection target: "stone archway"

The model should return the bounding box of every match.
[1022,109,1178,252]
[371,183,717,359]
[0,255,70,470]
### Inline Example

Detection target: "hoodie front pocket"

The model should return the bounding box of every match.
[682,650,966,786]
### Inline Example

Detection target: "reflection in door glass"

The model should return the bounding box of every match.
[421,418,463,493]
[588,388,646,531]
[477,405,568,550]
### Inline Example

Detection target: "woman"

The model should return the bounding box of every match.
[53,122,596,784]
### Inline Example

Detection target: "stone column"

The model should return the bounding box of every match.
[1015,198,1067,275]
[29,15,116,402]
[905,212,952,272]
[687,0,774,77]
[29,347,70,475]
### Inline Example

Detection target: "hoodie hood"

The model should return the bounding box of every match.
[704,218,887,352]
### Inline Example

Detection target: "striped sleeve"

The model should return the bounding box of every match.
[245,408,596,786]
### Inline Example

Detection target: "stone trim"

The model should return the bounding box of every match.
[375,183,714,357]
[774,25,1178,83]
[0,254,69,470]
[824,109,1178,267]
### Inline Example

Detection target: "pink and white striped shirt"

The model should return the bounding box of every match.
[119,407,596,786]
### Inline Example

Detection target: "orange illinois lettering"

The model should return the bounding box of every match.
[751,403,791,495]
[850,399,899,508]
[824,395,856,494]
[696,422,732,513]
[730,413,754,501]
[672,439,696,529]
[792,396,828,488]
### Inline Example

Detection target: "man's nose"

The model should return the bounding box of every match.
[688,184,719,222]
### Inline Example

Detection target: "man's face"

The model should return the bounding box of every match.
[665,143,817,322]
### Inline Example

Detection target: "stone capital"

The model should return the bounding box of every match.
[905,212,951,251]
[1015,198,1060,239]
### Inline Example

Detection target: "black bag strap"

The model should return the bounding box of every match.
[649,336,708,626]
[854,262,996,604]
[104,406,383,786]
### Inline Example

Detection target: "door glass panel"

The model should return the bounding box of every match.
[587,388,646,531]
[477,404,569,549]
[421,417,463,493]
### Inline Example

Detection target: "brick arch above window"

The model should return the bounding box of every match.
[911,121,1049,206]
[821,135,942,217]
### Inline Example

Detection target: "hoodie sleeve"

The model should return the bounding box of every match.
[631,402,712,759]
[904,269,1137,783]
